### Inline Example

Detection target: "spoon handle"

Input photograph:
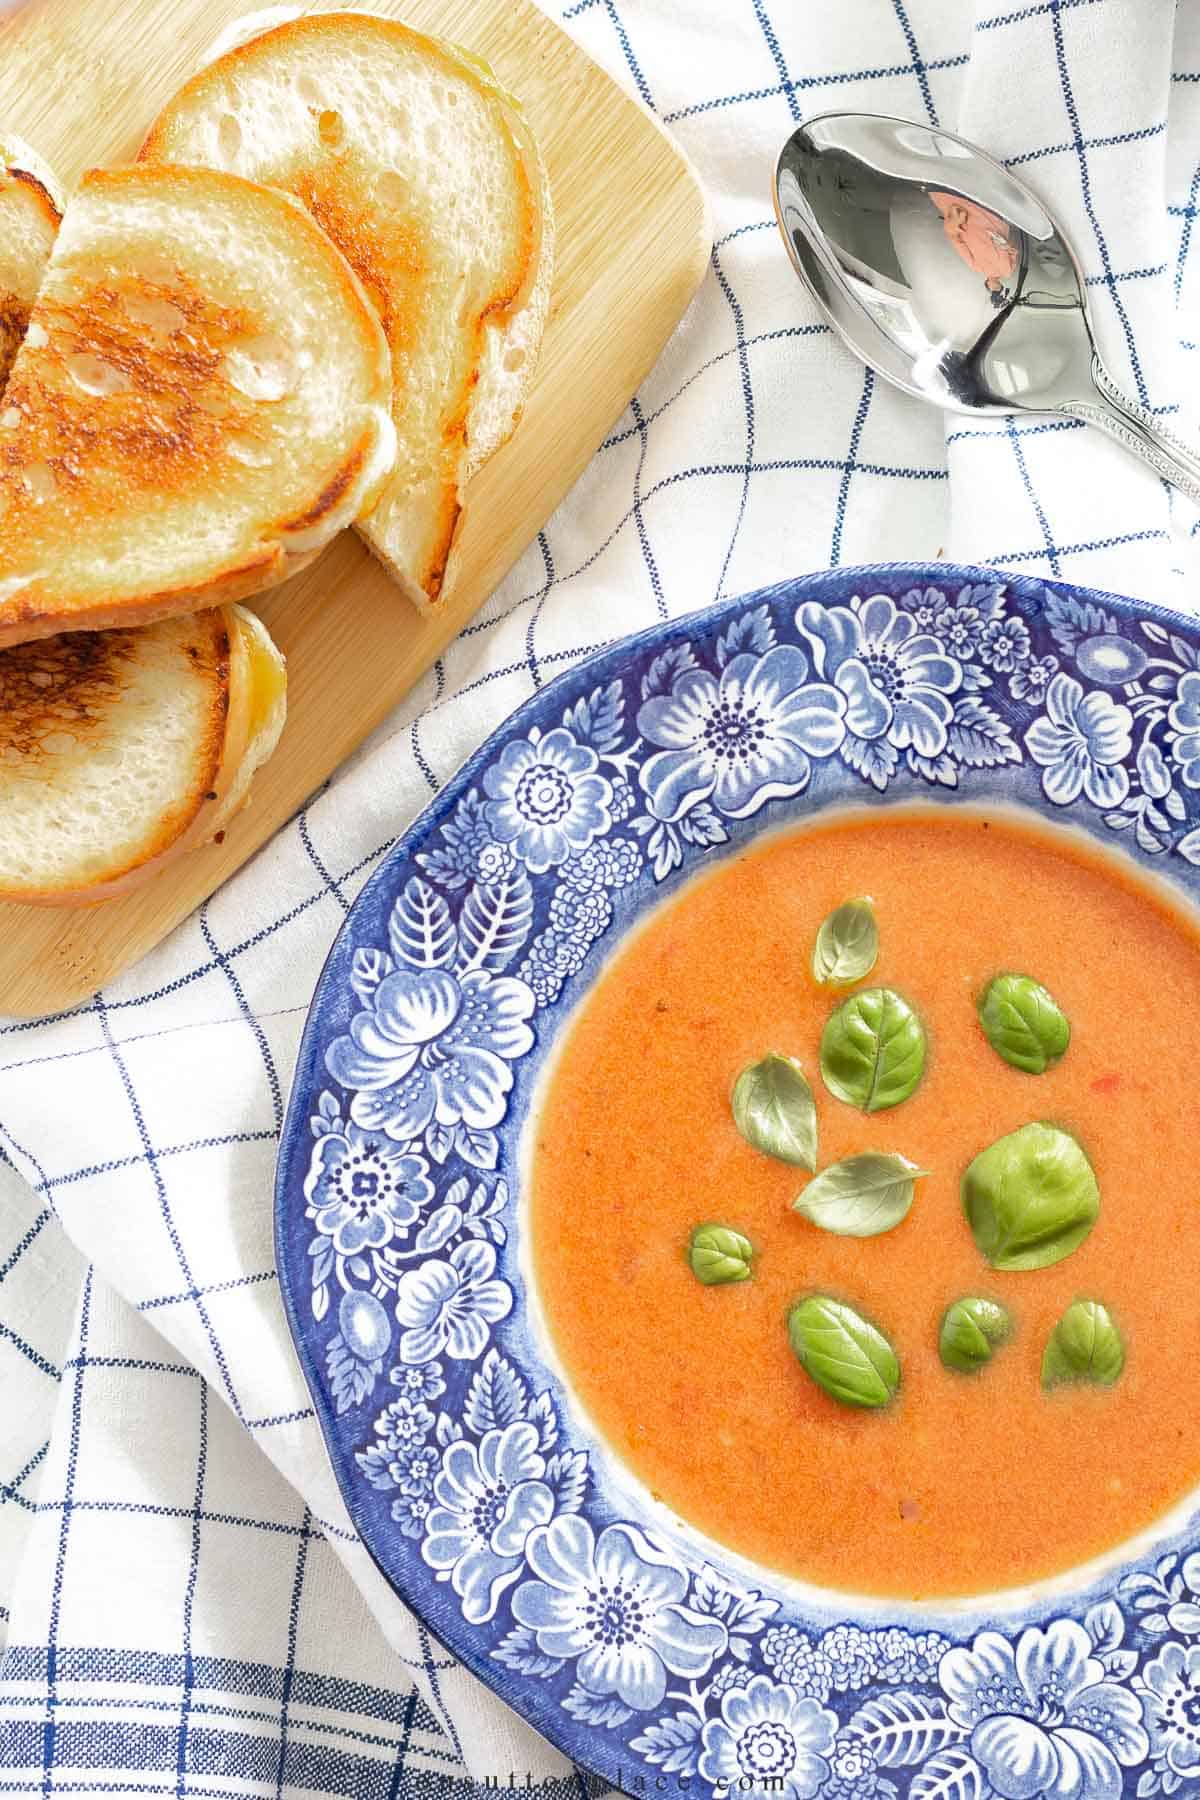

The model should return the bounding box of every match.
[1056,357,1200,503]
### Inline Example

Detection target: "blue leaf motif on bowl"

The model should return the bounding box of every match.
[275,565,1200,1797]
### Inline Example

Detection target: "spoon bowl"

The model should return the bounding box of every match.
[774,111,1200,498]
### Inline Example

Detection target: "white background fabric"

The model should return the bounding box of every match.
[3,0,1200,1792]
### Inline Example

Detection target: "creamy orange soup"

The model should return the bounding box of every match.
[529,810,1200,1599]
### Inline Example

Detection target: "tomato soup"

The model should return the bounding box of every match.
[527,809,1200,1598]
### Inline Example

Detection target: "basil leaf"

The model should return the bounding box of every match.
[731,1052,817,1170]
[1042,1300,1125,1389]
[689,1224,753,1286]
[939,1297,1013,1373]
[962,1122,1099,1271]
[792,1152,926,1238]
[812,897,879,987]
[819,987,926,1113]
[787,1295,899,1409]
[978,974,1071,1075]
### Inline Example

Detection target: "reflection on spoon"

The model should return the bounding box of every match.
[773,110,1200,500]
[929,191,1018,283]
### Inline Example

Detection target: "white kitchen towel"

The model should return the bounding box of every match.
[3,0,1200,1794]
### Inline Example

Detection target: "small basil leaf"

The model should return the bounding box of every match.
[731,1052,817,1170]
[978,974,1071,1075]
[787,1295,899,1409]
[1042,1300,1125,1389]
[962,1122,1099,1271]
[812,897,879,987]
[819,987,926,1113]
[939,1297,1013,1373]
[792,1152,926,1238]
[689,1224,753,1286]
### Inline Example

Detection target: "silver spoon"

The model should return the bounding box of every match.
[773,111,1200,501]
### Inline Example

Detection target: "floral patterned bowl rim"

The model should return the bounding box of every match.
[276,563,1200,1800]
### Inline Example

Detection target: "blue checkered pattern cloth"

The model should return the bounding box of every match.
[3,0,1200,1793]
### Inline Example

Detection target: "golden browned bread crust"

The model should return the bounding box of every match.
[0,294,29,393]
[3,267,274,499]
[0,163,394,650]
[140,12,549,610]
[0,162,63,388]
[0,627,151,763]
[0,610,232,904]
[0,603,287,907]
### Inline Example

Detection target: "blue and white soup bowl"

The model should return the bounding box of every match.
[276,565,1200,1800]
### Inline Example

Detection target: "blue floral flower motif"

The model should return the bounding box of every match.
[940,1619,1148,1800]
[761,1628,833,1701]
[898,586,945,631]
[327,966,534,1141]
[1010,653,1059,703]
[391,1490,434,1539]
[1169,670,1200,790]
[562,837,641,894]
[475,841,518,882]
[388,1360,446,1402]
[483,726,612,872]
[1025,674,1133,809]
[548,885,612,942]
[796,594,962,758]
[698,1677,835,1800]
[823,1737,895,1800]
[981,614,1032,672]
[520,930,584,1008]
[818,1624,877,1691]
[422,1421,556,1624]
[872,1627,952,1686]
[377,1396,435,1453]
[304,1127,433,1256]
[416,790,518,889]
[356,1395,437,1489]
[636,645,845,824]
[393,1441,440,1497]
[934,597,984,659]
[1139,1640,1200,1778]
[512,1516,726,1709]
[394,1240,512,1363]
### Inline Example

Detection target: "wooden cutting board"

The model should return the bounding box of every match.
[0,0,709,1017]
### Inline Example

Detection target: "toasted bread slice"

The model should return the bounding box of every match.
[0,603,286,905]
[0,162,395,650]
[0,134,62,388]
[141,11,553,611]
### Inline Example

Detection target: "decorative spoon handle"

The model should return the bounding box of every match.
[1057,356,1200,504]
